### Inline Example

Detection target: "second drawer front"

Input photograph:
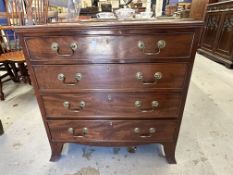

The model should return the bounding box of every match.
[48,120,177,142]
[34,63,188,90]
[42,92,182,119]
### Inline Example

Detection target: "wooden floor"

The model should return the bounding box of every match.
[0,53,233,175]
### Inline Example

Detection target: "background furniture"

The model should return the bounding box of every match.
[0,8,28,100]
[190,0,209,20]
[0,0,49,100]
[23,0,49,25]
[16,20,202,163]
[0,11,30,100]
[209,0,219,3]
[0,62,17,100]
[198,1,233,68]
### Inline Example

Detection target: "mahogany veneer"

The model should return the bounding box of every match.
[42,92,182,119]
[34,63,188,90]
[16,20,203,164]
[48,120,177,142]
[25,33,194,60]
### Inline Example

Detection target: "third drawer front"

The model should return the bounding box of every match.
[47,120,177,142]
[34,63,188,90]
[42,92,182,119]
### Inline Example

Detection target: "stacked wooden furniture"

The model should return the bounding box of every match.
[198,1,233,68]
[16,20,202,163]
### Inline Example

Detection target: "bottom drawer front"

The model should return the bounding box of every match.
[48,120,177,142]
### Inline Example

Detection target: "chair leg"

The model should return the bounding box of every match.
[0,120,4,135]
[4,63,19,82]
[10,62,20,82]
[0,79,4,101]
[18,62,31,84]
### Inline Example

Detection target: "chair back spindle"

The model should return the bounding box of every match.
[24,0,49,25]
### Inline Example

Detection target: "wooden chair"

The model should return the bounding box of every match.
[0,62,18,100]
[0,2,30,100]
[0,0,49,100]
[24,0,49,25]
[0,11,20,100]
[2,0,49,26]
[0,25,31,100]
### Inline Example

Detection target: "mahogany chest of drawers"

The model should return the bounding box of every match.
[16,21,203,164]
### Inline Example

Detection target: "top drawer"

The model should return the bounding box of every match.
[25,33,194,63]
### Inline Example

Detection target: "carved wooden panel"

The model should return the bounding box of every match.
[199,1,233,68]
[201,12,221,50]
[215,11,233,59]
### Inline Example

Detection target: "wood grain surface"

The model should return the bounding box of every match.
[16,21,203,163]
[42,92,182,119]
[25,33,194,61]
[48,120,177,142]
[34,63,188,90]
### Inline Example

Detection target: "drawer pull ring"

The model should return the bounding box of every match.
[63,101,85,112]
[136,72,162,85]
[138,40,166,55]
[134,100,159,112]
[51,42,78,57]
[67,127,88,138]
[134,127,156,138]
[57,73,82,85]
